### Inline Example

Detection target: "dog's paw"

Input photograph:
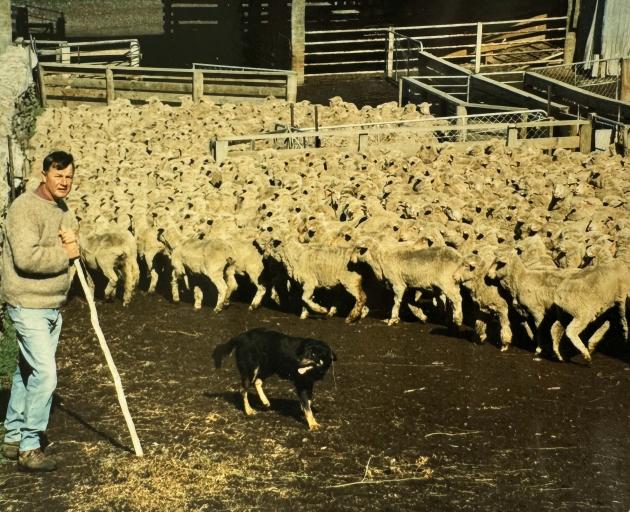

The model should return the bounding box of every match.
[308,421,321,431]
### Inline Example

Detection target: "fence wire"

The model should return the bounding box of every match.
[230,109,551,152]
[426,110,549,144]
[530,58,622,100]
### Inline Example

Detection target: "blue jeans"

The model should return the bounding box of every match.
[3,306,62,452]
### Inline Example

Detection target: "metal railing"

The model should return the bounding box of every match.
[305,16,566,77]
[530,58,626,100]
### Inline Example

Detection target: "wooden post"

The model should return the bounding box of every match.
[563,31,576,65]
[620,58,630,103]
[60,44,70,64]
[456,105,467,142]
[579,116,593,154]
[286,72,297,102]
[314,105,321,148]
[398,77,404,107]
[386,28,395,79]
[358,133,368,152]
[506,126,518,148]
[212,139,228,164]
[7,136,15,202]
[192,70,204,103]
[130,39,141,66]
[474,22,483,74]
[0,0,11,55]
[623,124,630,157]
[105,67,115,104]
[290,0,305,85]
[37,63,48,108]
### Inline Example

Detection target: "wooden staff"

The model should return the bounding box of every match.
[73,259,144,457]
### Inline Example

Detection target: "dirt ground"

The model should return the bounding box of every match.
[1,282,630,512]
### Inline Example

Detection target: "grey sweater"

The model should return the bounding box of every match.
[2,190,75,309]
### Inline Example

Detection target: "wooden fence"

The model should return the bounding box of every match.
[38,63,298,107]
[210,117,592,164]
[304,15,567,77]
[33,39,141,67]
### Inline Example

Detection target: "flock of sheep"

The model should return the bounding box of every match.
[25,96,630,364]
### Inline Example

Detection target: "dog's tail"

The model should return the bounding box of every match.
[212,336,239,369]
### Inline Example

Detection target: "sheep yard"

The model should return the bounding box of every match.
[1,291,630,512]
[2,93,630,511]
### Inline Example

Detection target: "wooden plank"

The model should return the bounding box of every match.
[524,71,630,121]
[37,64,48,108]
[44,76,107,89]
[579,118,593,153]
[514,135,580,149]
[105,68,115,104]
[418,51,471,77]
[193,70,204,103]
[469,74,568,114]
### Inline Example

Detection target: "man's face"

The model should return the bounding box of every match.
[41,164,74,201]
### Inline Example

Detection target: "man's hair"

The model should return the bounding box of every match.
[43,151,74,173]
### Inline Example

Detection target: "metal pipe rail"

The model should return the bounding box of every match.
[304,16,567,77]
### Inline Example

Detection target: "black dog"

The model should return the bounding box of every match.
[212,328,337,430]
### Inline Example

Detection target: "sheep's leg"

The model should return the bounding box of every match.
[522,321,534,343]
[474,318,488,343]
[254,378,271,408]
[618,299,628,342]
[387,282,407,326]
[144,251,159,293]
[249,273,267,311]
[193,286,203,310]
[224,266,238,306]
[442,283,463,327]
[122,257,139,306]
[343,273,367,323]
[170,271,181,303]
[498,310,512,352]
[300,280,328,317]
[564,317,591,363]
[209,274,229,313]
[587,320,610,355]
[98,258,119,301]
[550,320,565,361]
[407,303,428,322]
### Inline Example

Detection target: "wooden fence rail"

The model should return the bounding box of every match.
[38,63,298,107]
[33,39,142,67]
[210,118,592,163]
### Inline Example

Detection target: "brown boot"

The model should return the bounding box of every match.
[18,448,57,472]
[2,441,20,461]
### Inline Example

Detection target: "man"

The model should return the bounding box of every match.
[1,150,79,472]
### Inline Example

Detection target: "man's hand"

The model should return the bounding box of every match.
[59,229,80,260]
[59,229,77,244]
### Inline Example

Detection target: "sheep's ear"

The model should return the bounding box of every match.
[272,239,282,248]
[358,246,368,256]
